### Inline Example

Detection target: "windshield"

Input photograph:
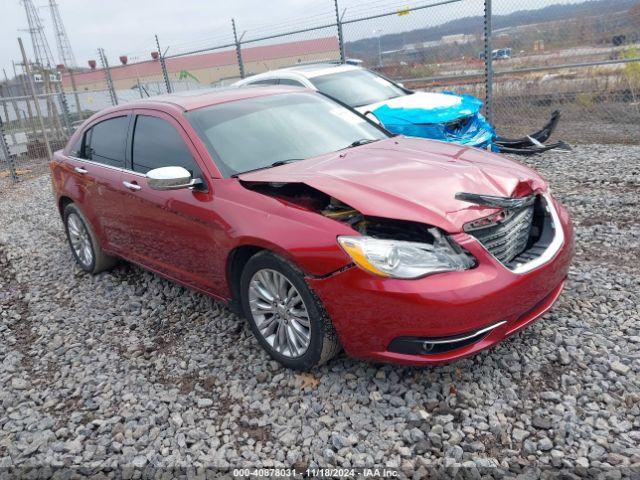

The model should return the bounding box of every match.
[187,92,388,177]
[310,69,406,108]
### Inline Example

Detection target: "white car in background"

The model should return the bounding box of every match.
[233,63,566,154]
[233,63,409,119]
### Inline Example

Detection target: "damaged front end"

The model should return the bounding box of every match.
[242,181,476,279]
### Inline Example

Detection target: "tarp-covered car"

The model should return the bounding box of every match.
[233,63,568,154]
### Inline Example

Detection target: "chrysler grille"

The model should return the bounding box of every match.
[465,202,536,265]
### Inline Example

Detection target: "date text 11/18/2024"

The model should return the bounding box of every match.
[232,467,399,478]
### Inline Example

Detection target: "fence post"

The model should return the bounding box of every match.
[232,19,245,79]
[16,63,38,139]
[55,77,72,136]
[334,0,346,63]
[0,115,18,183]
[483,0,494,125]
[18,37,53,162]
[155,35,172,94]
[67,68,83,120]
[98,48,118,106]
[43,70,64,140]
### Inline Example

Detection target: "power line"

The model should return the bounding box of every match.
[49,0,77,68]
[22,0,55,68]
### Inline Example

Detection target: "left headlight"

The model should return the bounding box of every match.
[337,230,475,279]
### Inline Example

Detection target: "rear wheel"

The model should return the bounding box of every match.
[63,203,117,274]
[240,251,341,370]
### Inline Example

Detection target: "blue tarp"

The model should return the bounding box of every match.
[371,92,497,150]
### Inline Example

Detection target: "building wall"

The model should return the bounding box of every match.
[63,37,340,92]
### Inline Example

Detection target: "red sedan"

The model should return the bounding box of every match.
[50,87,574,370]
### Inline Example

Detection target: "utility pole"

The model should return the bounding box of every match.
[49,0,82,119]
[49,0,77,69]
[22,0,64,139]
[18,37,52,161]
[23,0,55,69]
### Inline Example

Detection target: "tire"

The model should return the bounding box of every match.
[240,251,341,370]
[63,203,117,274]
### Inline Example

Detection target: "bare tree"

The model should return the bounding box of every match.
[630,3,640,29]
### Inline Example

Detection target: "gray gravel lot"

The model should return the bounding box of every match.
[0,145,639,478]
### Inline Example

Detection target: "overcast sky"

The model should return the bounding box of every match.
[1,0,589,77]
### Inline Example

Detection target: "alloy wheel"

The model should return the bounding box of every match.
[248,268,311,358]
[67,212,93,267]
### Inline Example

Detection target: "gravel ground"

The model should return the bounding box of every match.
[0,145,639,479]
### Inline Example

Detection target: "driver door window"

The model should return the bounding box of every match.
[131,115,202,177]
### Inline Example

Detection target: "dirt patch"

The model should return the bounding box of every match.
[0,243,37,371]
[517,361,564,400]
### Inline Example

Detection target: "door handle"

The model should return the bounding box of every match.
[74,166,88,174]
[122,181,142,191]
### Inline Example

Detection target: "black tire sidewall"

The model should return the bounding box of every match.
[63,204,97,273]
[240,252,325,370]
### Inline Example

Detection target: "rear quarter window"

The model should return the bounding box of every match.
[68,136,83,157]
[86,116,129,168]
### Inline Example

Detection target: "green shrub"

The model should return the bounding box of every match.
[622,47,640,88]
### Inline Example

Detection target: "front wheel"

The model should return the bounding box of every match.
[240,251,341,370]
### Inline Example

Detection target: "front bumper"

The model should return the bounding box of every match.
[308,199,574,366]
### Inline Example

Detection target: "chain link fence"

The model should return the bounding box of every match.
[342,0,490,136]
[2,0,639,187]
[1,89,70,182]
[488,0,640,144]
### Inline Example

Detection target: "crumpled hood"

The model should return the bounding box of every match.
[239,137,547,233]
[356,91,483,125]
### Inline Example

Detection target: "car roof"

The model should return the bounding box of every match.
[283,63,360,78]
[115,86,308,112]
[235,63,361,85]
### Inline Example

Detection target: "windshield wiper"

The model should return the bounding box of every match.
[343,138,379,150]
[231,159,301,177]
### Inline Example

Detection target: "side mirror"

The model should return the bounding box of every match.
[146,166,202,191]
[396,82,405,88]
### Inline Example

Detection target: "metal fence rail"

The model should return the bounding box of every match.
[2,0,639,186]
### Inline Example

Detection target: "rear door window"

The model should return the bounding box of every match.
[249,79,279,85]
[279,79,305,87]
[131,115,201,177]
[85,116,129,168]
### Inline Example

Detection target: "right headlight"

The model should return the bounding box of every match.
[337,230,475,279]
